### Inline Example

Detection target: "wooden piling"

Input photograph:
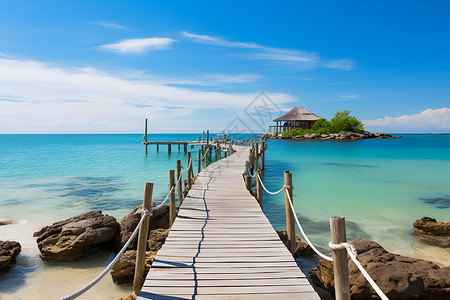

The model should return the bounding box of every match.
[168,144,171,154]
[156,143,159,151]
[184,143,187,153]
[206,130,209,149]
[176,160,183,207]
[330,216,350,300]
[256,170,262,209]
[261,147,265,171]
[254,143,259,172]
[187,152,192,189]
[197,149,201,174]
[284,170,295,254]
[178,139,180,151]
[145,119,148,154]
[169,170,176,226]
[133,182,153,295]
[244,174,251,191]
[202,131,205,142]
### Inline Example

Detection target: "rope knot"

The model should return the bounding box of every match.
[328,241,358,259]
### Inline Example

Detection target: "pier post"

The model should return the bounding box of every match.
[145,119,148,154]
[176,160,183,207]
[197,149,201,174]
[178,139,180,151]
[184,143,187,153]
[204,145,208,167]
[203,131,205,142]
[284,170,295,254]
[228,142,232,156]
[133,182,153,296]
[244,174,251,191]
[256,170,262,210]
[168,144,171,154]
[330,216,350,300]
[206,130,209,149]
[156,143,159,151]
[261,146,265,171]
[187,152,192,189]
[254,143,259,172]
[169,170,176,226]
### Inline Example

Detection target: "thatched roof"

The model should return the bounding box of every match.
[273,106,320,122]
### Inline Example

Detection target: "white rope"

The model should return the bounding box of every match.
[62,209,151,300]
[285,189,334,261]
[256,174,286,195]
[329,242,389,300]
[201,147,209,160]
[246,166,256,178]
[155,163,187,209]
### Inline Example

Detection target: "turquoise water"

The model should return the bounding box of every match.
[0,134,449,299]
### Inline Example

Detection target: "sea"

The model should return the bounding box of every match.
[0,133,449,299]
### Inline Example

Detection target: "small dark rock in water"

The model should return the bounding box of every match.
[113,204,170,252]
[110,250,156,285]
[413,216,450,247]
[0,220,17,226]
[0,241,21,274]
[310,239,450,299]
[419,196,450,209]
[33,210,119,261]
[276,230,315,257]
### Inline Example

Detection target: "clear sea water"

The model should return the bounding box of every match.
[0,134,449,299]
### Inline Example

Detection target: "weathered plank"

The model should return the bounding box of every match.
[138,146,319,299]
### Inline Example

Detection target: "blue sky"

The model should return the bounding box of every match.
[0,0,449,133]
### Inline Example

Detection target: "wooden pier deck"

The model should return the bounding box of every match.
[138,146,319,299]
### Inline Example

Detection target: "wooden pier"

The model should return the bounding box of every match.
[138,145,319,299]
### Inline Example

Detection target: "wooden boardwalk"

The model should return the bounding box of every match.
[138,146,319,299]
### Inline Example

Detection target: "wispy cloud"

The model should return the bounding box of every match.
[339,94,361,100]
[98,37,176,54]
[182,31,352,70]
[0,57,294,133]
[325,59,356,71]
[363,108,450,131]
[181,31,259,48]
[93,21,128,30]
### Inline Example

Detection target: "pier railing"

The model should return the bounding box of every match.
[62,137,235,300]
[245,138,388,300]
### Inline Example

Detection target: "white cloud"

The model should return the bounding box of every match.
[339,94,361,100]
[98,37,176,54]
[181,31,259,48]
[363,108,450,131]
[93,21,127,30]
[0,57,295,133]
[246,49,318,63]
[325,59,356,71]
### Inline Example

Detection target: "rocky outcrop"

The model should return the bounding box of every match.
[310,239,450,299]
[33,210,119,261]
[276,230,314,257]
[113,204,170,252]
[0,241,21,274]
[413,216,450,247]
[147,228,170,251]
[261,131,400,140]
[110,250,156,284]
[0,220,17,226]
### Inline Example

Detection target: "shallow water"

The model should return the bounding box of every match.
[0,134,449,299]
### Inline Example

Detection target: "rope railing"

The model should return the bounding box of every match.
[156,160,190,208]
[62,209,151,300]
[255,172,388,300]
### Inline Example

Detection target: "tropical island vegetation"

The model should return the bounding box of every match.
[282,110,364,137]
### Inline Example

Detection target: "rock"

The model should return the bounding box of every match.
[0,220,17,226]
[276,230,314,257]
[0,241,21,274]
[413,217,450,247]
[33,210,119,261]
[310,239,450,299]
[113,205,170,252]
[110,250,156,285]
[147,228,170,251]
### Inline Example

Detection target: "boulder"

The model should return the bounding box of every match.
[310,239,450,299]
[113,205,170,252]
[0,220,16,226]
[33,210,119,261]
[0,241,21,274]
[110,250,156,285]
[413,217,450,247]
[276,230,314,257]
[147,228,170,251]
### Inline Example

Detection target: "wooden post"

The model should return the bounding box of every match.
[168,144,171,154]
[256,170,262,209]
[176,160,183,207]
[202,131,205,142]
[330,216,350,300]
[187,152,192,189]
[133,182,153,295]
[197,149,201,174]
[156,143,159,151]
[218,144,221,159]
[169,170,176,226]
[145,119,148,154]
[206,130,209,149]
[261,147,265,171]
[254,143,259,172]
[228,142,232,156]
[284,170,295,254]
[244,174,251,191]
[178,139,180,151]
[183,143,187,153]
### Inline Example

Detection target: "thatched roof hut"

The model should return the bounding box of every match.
[271,106,321,132]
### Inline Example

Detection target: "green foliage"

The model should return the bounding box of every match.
[281,110,364,136]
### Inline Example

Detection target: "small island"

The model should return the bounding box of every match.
[263,106,400,140]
